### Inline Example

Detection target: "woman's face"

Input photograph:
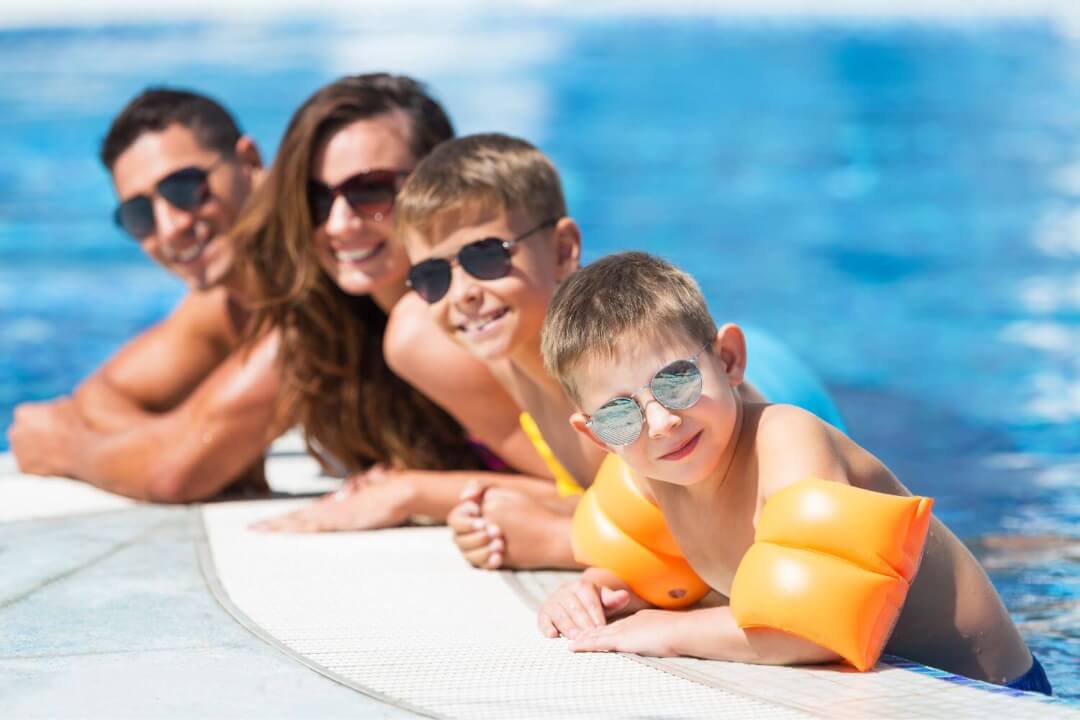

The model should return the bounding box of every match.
[309,112,417,305]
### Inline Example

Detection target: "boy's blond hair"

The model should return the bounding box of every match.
[542,252,718,406]
[395,133,567,246]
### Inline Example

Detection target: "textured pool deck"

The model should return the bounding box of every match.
[2,441,1078,719]
[0,441,417,719]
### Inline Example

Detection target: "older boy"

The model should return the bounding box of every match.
[535,251,1051,694]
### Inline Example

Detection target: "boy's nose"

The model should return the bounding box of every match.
[447,264,483,308]
[644,395,681,439]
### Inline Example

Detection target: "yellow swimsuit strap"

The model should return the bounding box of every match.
[518,412,584,497]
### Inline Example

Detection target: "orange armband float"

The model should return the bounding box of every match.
[729,478,934,671]
[570,455,709,609]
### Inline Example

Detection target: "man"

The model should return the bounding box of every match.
[8,88,280,502]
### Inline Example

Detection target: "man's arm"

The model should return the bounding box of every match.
[71,288,237,433]
[66,333,283,502]
[9,329,283,503]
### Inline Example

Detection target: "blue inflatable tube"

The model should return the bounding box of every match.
[741,325,846,433]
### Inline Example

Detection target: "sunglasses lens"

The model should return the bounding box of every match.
[459,238,512,280]
[308,181,334,226]
[158,167,210,210]
[115,196,155,239]
[652,359,702,410]
[590,397,643,446]
[408,259,453,303]
[340,171,397,219]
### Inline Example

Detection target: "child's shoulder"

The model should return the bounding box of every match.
[751,404,846,498]
[754,403,831,447]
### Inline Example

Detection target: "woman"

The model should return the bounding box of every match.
[232,74,561,557]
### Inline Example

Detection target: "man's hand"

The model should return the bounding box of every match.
[537,576,631,640]
[249,465,417,532]
[8,397,89,478]
[568,608,683,657]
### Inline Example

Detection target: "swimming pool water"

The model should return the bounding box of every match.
[1,13,1077,701]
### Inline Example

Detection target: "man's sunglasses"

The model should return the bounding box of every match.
[406,218,561,304]
[113,158,223,239]
[307,169,409,227]
[585,344,712,447]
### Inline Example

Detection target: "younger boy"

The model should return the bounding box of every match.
[536,251,1051,694]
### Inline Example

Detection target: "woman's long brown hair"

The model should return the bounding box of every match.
[233,74,483,474]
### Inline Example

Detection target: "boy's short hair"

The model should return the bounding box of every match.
[395,132,567,245]
[542,252,718,406]
[100,87,242,170]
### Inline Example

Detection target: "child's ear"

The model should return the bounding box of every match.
[714,323,747,386]
[570,412,611,452]
[553,218,582,281]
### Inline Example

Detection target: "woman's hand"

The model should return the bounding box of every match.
[250,465,417,532]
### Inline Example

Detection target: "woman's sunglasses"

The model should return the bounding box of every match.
[406,218,560,304]
[308,169,408,226]
[113,159,223,239]
[585,344,712,447]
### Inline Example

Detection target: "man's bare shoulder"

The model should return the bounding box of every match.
[169,286,241,352]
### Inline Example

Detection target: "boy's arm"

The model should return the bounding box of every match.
[570,604,841,666]
[384,294,551,479]
[10,332,283,503]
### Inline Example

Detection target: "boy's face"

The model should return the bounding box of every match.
[570,325,747,487]
[111,123,260,291]
[404,208,580,363]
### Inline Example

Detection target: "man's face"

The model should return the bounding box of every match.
[111,123,253,290]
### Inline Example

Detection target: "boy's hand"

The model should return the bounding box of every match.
[447,483,504,569]
[568,609,681,657]
[537,577,630,640]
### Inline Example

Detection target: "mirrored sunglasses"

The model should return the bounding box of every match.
[586,344,711,446]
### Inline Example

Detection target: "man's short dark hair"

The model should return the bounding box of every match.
[100,87,242,170]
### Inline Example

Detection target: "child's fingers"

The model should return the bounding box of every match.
[599,587,631,614]
[446,502,481,533]
[572,584,607,627]
[537,610,560,638]
[459,481,488,503]
[539,600,582,639]
[557,593,597,637]
[568,627,618,653]
[453,529,491,552]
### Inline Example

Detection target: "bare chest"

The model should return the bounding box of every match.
[660,496,759,596]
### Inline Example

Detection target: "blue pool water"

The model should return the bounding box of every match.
[1,14,1077,701]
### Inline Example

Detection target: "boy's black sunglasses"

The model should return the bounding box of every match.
[113,158,223,239]
[307,169,409,227]
[406,218,561,304]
